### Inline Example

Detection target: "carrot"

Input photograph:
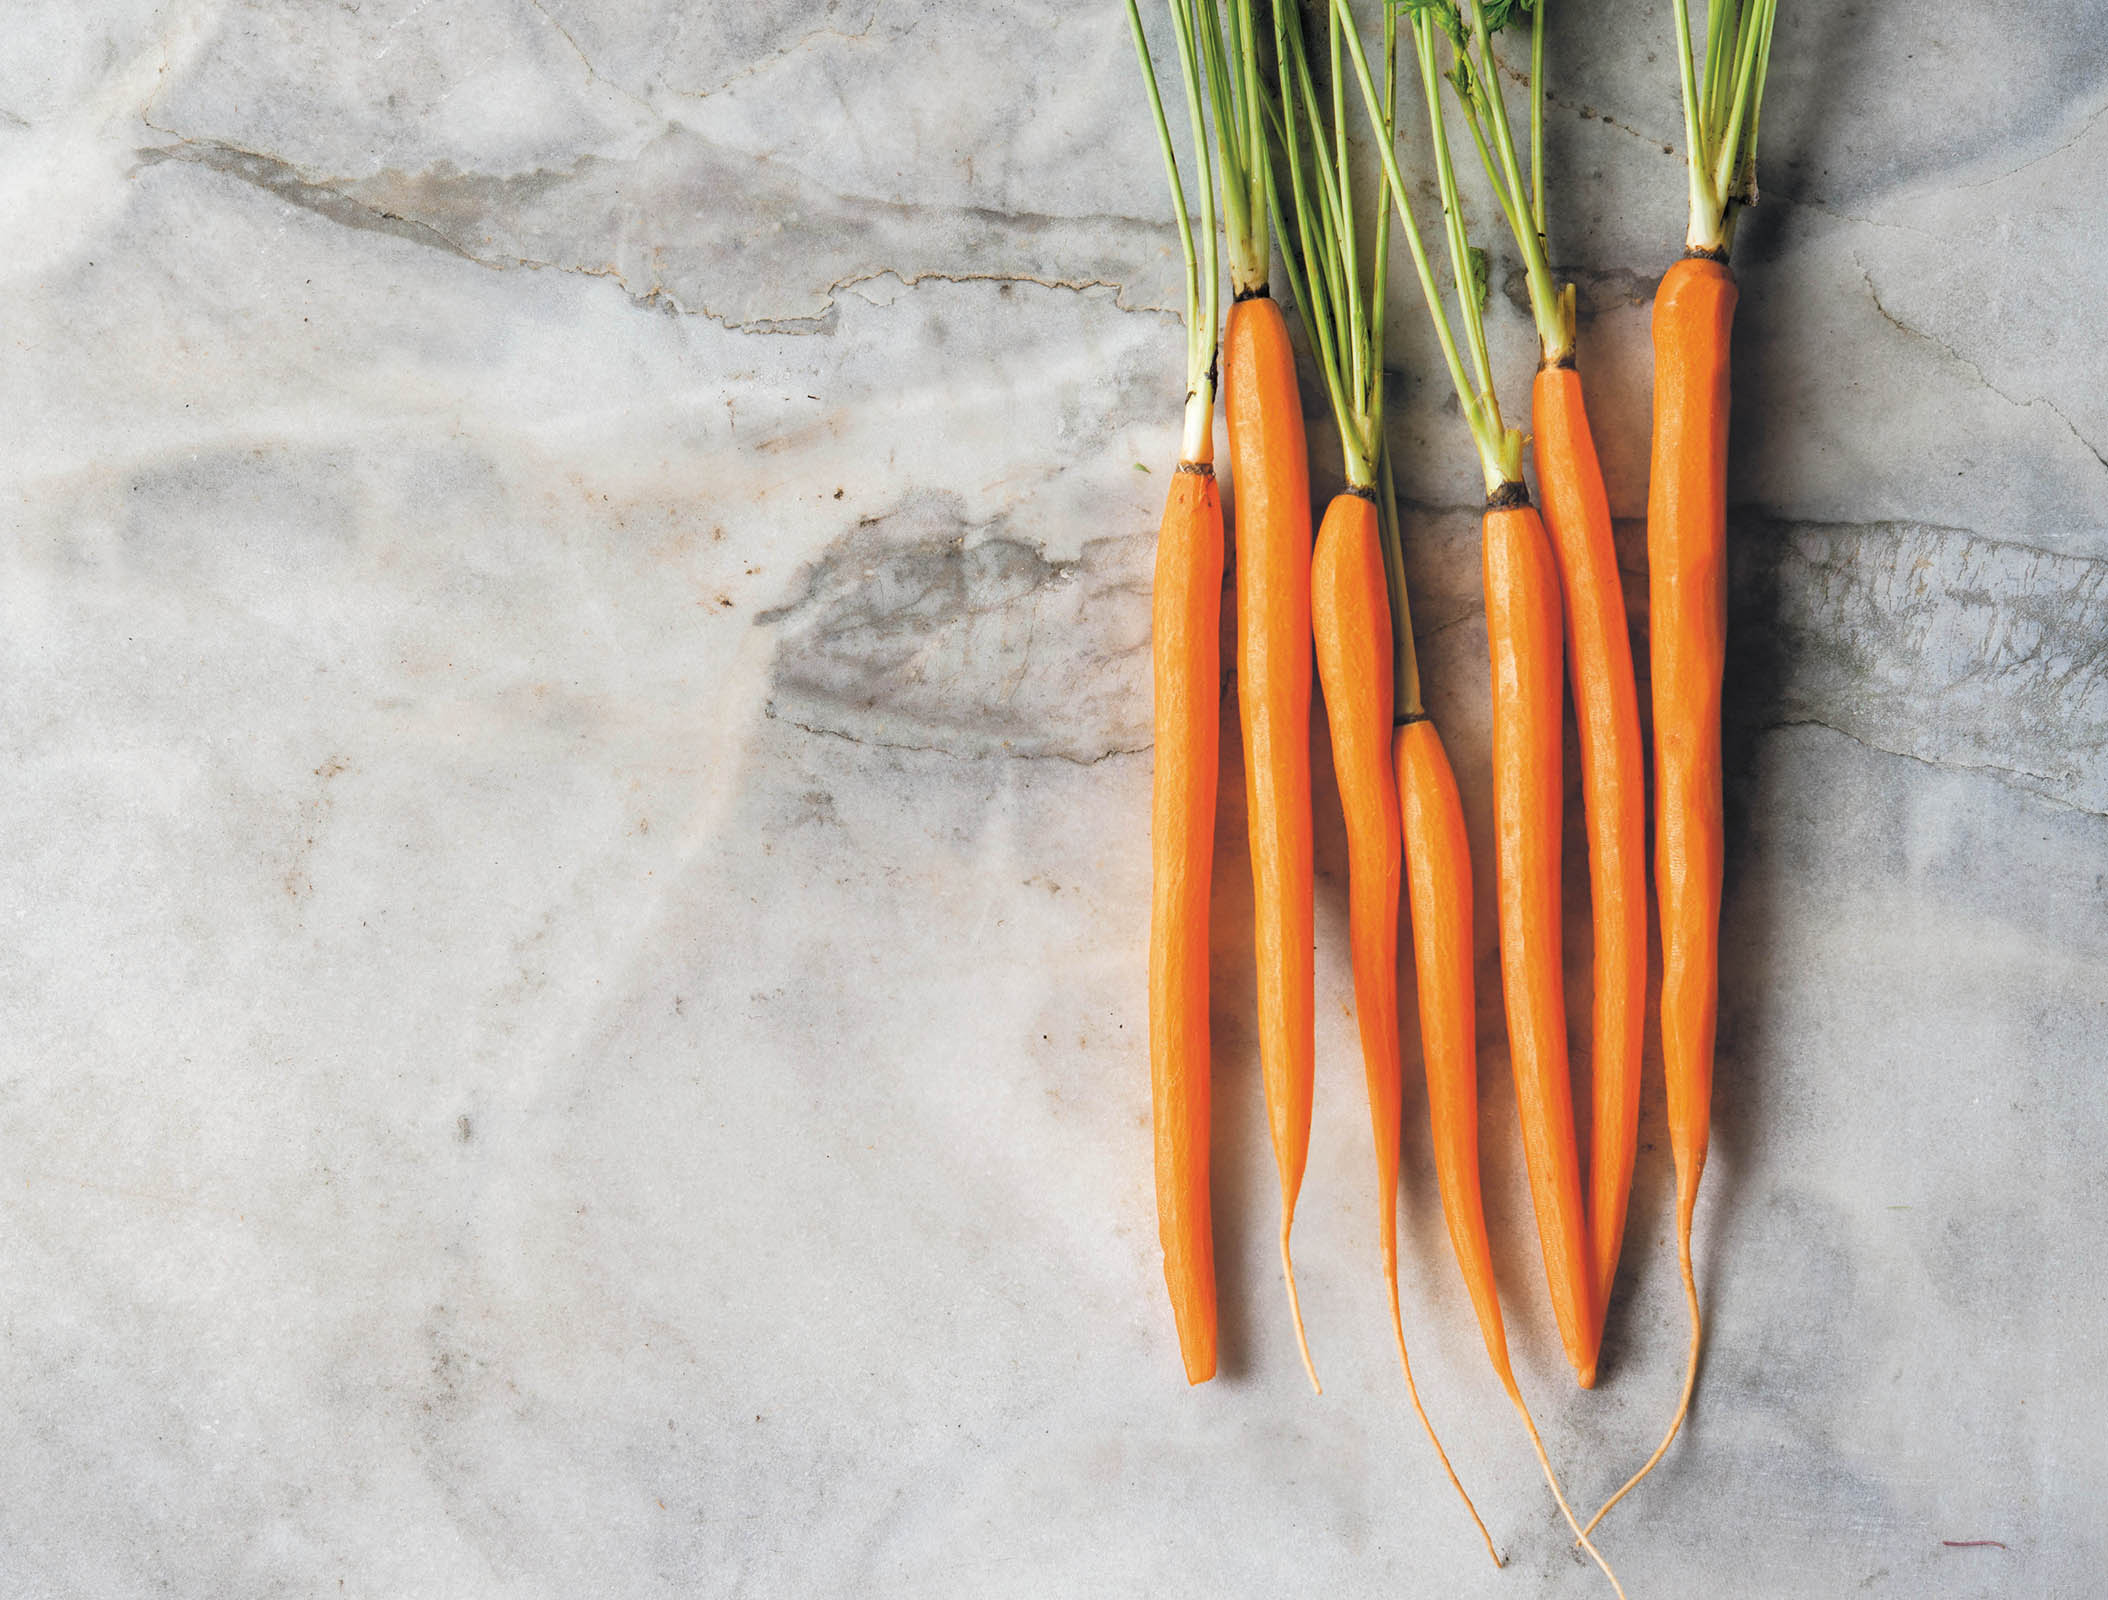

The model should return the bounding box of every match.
[1395,715,1607,1579]
[1532,365,1646,1346]
[1309,498,1404,1340]
[1586,0,1776,1535]
[1337,10,1624,1592]
[1126,0,1225,1384]
[1432,0,1649,1361]
[1481,490,1596,1383]
[1196,0,1321,1390]
[1266,1,1495,1547]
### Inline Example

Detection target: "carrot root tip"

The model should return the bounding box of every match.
[1280,1225,1321,1395]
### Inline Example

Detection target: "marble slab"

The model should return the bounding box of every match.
[3,2,2104,1594]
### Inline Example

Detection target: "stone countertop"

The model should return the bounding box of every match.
[3,3,2103,1595]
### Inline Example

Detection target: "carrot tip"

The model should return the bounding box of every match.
[1509,1386,1628,1599]
[1577,1361,1598,1390]
[1280,1225,1321,1395]
[1581,1221,1704,1539]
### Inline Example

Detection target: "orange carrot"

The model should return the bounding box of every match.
[1127,0,1224,1384]
[1149,460,1224,1387]
[1222,291,1319,1390]
[1587,252,1737,1527]
[1587,0,1774,1531]
[1310,493,1402,1337]
[1424,0,1646,1379]
[1396,715,1613,1589]
[1532,365,1647,1344]
[1483,493,1598,1387]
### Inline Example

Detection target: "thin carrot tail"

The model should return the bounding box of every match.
[1582,1195,1703,1537]
[1390,1293,1501,1569]
[1506,1382,1627,1598]
[1280,1219,1321,1395]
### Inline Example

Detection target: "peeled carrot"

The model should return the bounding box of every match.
[1422,0,1648,1373]
[1223,292,1319,1391]
[1126,0,1225,1385]
[1587,252,1736,1528]
[1651,248,1735,1463]
[1396,715,1617,1595]
[1309,493,1402,1339]
[1588,0,1775,1529]
[1483,492,1598,1387]
[1149,461,1224,1387]
[1532,365,1647,1342]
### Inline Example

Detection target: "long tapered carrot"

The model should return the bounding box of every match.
[1586,251,1737,1528]
[1222,291,1319,1390]
[1395,716,1617,1594]
[1587,0,1775,1533]
[1532,365,1647,1344]
[1194,0,1320,1390]
[1649,246,1735,1474]
[1310,495,1402,1337]
[1149,460,1224,1387]
[1426,0,1649,1355]
[1483,493,1598,1386]
[1128,0,1224,1385]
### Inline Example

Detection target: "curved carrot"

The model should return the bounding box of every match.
[1223,292,1318,1391]
[1396,714,1621,1596]
[1483,494,1598,1386]
[1394,719,1499,1371]
[1310,493,1402,1332]
[1531,365,1647,1348]
[1150,461,1224,1386]
[1588,252,1737,1531]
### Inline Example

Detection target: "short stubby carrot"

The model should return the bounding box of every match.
[1531,364,1647,1343]
[1149,462,1224,1386]
[1224,291,1318,1390]
[1483,492,1598,1387]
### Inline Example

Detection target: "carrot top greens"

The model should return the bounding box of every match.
[1192,0,1273,295]
[1333,0,1524,496]
[1265,0,1421,717]
[1403,0,1576,363]
[1673,0,1779,255]
[1125,0,1221,461]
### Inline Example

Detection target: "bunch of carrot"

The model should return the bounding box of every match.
[1127,0,1778,1577]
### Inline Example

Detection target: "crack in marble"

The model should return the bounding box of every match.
[663,5,884,101]
[1947,93,2108,193]
[1860,268,2108,474]
[523,0,661,121]
[1733,514,2108,819]
[1761,717,2103,820]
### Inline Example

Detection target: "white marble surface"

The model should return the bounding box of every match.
[4,3,2106,1595]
